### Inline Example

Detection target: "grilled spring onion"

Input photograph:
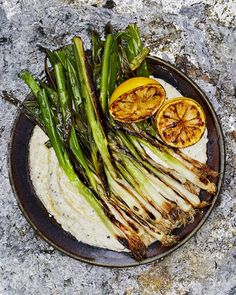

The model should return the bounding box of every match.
[112,147,195,226]
[105,170,176,239]
[116,123,217,194]
[19,72,149,260]
[123,23,150,77]
[73,36,117,178]
[13,24,219,261]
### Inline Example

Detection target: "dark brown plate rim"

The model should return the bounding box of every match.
[8,56,225,267]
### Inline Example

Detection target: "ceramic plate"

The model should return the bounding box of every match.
[9,56,225,267]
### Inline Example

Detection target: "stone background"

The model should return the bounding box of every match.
[0,0,235,294]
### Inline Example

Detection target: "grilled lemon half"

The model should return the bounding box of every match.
[109,77,166,123]
[156,97,206,148]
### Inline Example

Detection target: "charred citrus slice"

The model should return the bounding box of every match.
[109,77,166,123]
[156,97,206,148]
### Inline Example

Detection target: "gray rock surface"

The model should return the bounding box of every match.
[0,0,235,294]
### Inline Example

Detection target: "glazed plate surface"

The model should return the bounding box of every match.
[9,56,225,267]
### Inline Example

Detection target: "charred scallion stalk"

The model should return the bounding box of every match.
[67,59,82,112]
[91,31,104,92]
[54,62,97,191]
[130,122,218,181]
[20,71,41,98]
[54,63,71,122]
[129,137,201,207]
[36,89,129,242]
[106,170,176,240]
[41,83,59,107]
[20,72,148,260]
[73,36,117,178]
[123,23,150,77]
[139,137,216,194]
[116,123,217,194]
[20,71,51,130]
[99,34,114,113]
[129,47,150,71]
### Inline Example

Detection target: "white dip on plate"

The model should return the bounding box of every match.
[29,79,208,251]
